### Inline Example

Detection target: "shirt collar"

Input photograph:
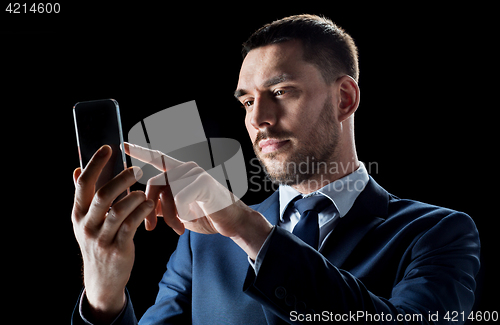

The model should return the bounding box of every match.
[278,162,369,221]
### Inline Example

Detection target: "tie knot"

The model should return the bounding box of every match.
[294,195,332,215]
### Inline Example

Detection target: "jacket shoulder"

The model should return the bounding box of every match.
[248,190,279,212]
[380,194,479,255]
[387,193,472,223]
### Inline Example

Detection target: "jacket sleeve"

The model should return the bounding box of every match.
[71,288,138,325]
[243,212,480,324]
[138,230,192,324]
[71,231,193,325]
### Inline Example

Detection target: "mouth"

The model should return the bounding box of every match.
[259,139,291,154]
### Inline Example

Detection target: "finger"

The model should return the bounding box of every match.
[144,172,169,231]
[155,198,163,216]
[166,161,203,183]
[174,172,235,220]
[124,142,182,172]
[100,191,147,243]
[86,166,143,230]
[73,167,82,186]
[167,163,207,198]
[173,173,208,220]
[160,188,185,235]
[73,145,111,216]
[145,162,201,188]
[115,199,155,245]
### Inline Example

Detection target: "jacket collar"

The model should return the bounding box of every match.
[277,162,370,221]
[252,190,281,225]
[320,176,389,266]
[253,176,389,268]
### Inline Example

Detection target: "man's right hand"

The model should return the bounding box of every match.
[71,145,155,324]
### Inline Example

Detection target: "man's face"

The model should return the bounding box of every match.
[235,40,341,186]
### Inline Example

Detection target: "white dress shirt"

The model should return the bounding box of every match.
[249,162,370,273]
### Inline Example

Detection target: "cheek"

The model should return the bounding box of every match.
[285,108,312,135]
[285,105,324,141]
[245,115,257,142]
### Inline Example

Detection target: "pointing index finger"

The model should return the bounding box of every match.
[124,142,183,172]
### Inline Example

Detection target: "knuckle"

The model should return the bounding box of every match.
[71,197,84,218]
[75,174,89,192]
[148,172,168,187]
[154,149,164,156]
[147,174,159,185]
[119,219,134,235]
[71,212,77,225]
[81,222,97,239]
[130,190,147,202]
[71,209,81,225]
[96,234,110,248]
[107,191,147,220]
[192,166,205,175]
[185,161,199,169]
[95,186,112,205]
[109,206,124,220]
[198,171,211,182]
[133,190,147,198]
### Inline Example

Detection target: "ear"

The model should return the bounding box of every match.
[335,75,360,123]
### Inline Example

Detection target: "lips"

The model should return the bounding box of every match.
[259,139,290,154]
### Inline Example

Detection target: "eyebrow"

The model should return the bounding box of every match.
[234,73,294,99]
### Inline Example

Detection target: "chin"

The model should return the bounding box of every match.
[259,155,302,185]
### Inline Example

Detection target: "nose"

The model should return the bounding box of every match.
[248,96,277,131]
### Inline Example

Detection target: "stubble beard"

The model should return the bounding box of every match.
[253,94,340,186]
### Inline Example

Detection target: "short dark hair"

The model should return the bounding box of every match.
[242,14,359,83]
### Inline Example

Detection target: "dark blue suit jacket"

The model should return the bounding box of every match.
[72,177,480,324]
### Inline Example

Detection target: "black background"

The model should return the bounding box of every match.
[2,3,497,323]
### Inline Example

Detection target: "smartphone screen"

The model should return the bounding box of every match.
[73,99,128,203]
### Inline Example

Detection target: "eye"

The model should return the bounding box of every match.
[243,100,254,108]
[274,89,287,96]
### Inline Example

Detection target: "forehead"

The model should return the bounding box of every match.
[236,40,320,92]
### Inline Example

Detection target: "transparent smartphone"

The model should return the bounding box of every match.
[73,99,129,204]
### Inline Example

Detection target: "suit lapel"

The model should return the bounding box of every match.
[321,176,389,267]
[254,177,390,269]
[250,178,389,324]
[250,191,289,325]
[252,190,281,226]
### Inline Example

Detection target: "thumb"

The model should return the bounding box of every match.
[73,167,82,187]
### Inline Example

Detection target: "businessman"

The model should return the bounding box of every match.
[72,15,480,324]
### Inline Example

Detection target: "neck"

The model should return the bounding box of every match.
[291,158,360,194]
[291,118,360,194]
[291,139,359,194]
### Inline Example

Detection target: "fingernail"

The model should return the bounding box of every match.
[131,166,143,180]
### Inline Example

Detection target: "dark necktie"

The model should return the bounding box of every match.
[292,195,333,250]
